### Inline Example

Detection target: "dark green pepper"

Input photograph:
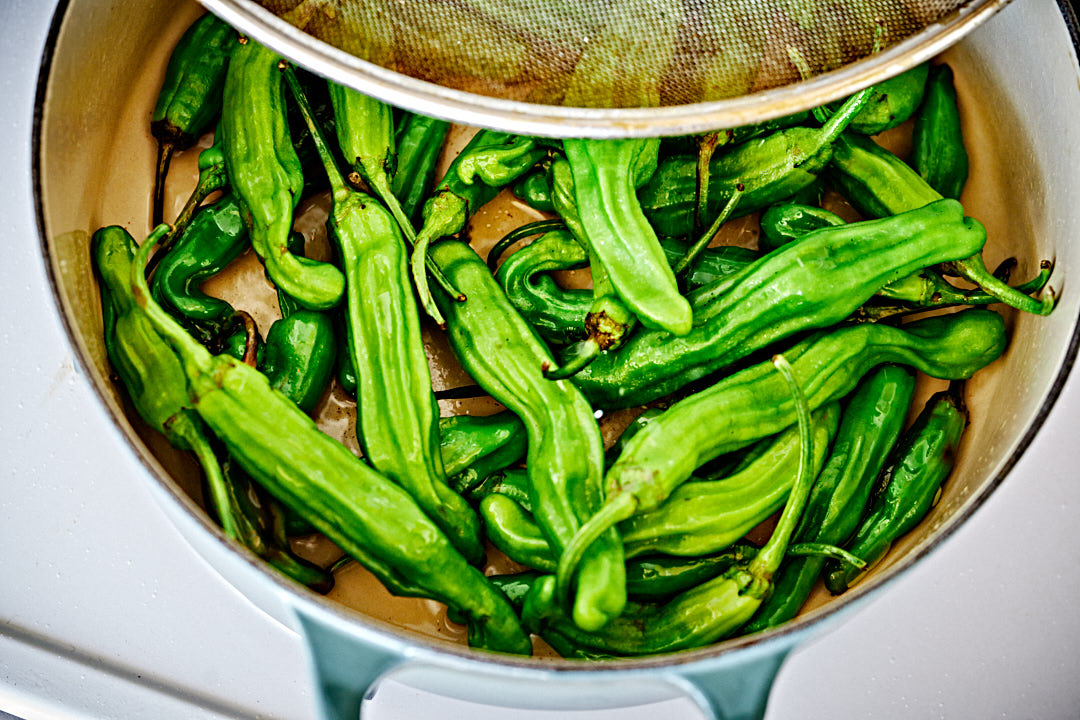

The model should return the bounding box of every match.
[827,62,930,135]
[439,412,528,496]
[638,86,874,238]
[392,112,451,224]
[825,382,968,594]
[287,70,483,564]
[911,64,969,200]
[570,199,991,409]
[259,310,336,414]
[221,40,344,310]
[430,239,626,632]
[744,364,916,632]
[512,167,555,212]
[828,133,1054,316]
[758,203,845,252]
[130,228,532,656]
[151,13,235,226]
[557,308,1006,595]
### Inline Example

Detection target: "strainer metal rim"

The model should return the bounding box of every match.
[200,0,1011,138]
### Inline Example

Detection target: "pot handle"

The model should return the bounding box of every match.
[665,645,792,720]
[292,606,403,720]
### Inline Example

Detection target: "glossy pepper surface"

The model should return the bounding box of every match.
[911,63,969,200]
[744,364,916,632]
[430,239,626,632]
[221,40,345,310]
[129,229,531,656]
[392,112,451,224]
[825,383,967,594]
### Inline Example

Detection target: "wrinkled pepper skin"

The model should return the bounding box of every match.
[430,239,626,632]
[825,384,967,594]
[221,40,344,310]
[151,14,235,225]
[744,365,916,632]
[911,64,969,200]
[619,404,840,558]
[289,75,485,565]
[150,193,248,349]
[638,87,872,238]
[571,199,990,409]
[829,62,930,135]
[392,112,451,224]
[129,232,531,656]
[563,138,691,335]
[559,309,1006,587]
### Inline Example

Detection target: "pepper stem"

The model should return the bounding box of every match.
[949,253,1055,315]
[749,354,815,578]
[185,428,238,540]
[787,542,866,568]
[674,185,743,277]
[544,339,600,380]
[152,140,174,228]
[694,132,720,236]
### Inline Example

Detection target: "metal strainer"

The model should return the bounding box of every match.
[200,0,1011,137]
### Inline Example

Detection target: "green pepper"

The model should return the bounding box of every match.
[151,14,235,226]
[481,493,556,572]
[824,382,967,594]
[638,85,875,238]
[391,112,451,224]
[557,308,1006,596]
[259,309,336,414]
[618,404,840,558]
[286,70,483,564]
[563,138,690,336]
[827,63,930,135]
[439,412,527,496]
[570,199,991,409]
[411,130,545,325]
[758,203,845,252]
[150,193,248,350]
[829,133,1054,315]
[512,167,555,212]
[911,64,969,200]
[221,40,344,310]
[430,239,625,633]
[743,364,916,632]
[129,228,532,656]
[526,357,826,655]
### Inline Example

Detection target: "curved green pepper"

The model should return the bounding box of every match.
[151,13,235,226]
[638,86,874,238]
[571,199,991,409]
[825,383,967,594]
[392,112,451,224]
[287,71,483,564]
[744,364,916,632]
[829,133,1054,315]
[430,239,625,632]
[129,229,532,656]
[221,40,344,310]
[440,413,527,496]
[827,62,930,135]
[563,138,690,336]
[758,203,845,252]
[911,64,969,200]
[558,308,1006,594]
[512,167,555,212]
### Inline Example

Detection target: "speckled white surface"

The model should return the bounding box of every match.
[3,1,1080,718]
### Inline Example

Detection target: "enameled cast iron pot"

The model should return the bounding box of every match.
[33,1,1080,717]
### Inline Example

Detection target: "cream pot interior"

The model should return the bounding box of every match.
[34,0,1080,717]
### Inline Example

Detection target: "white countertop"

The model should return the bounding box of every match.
[2,1,1079,718]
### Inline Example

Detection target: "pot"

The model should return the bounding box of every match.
[32,1,1080,718]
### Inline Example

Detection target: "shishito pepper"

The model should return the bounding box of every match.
[825,382,968,594]
[392,112,451,224]
[570,199,992,409]
[151,13,235,226]
[286,70,483,563]
[220,40,344,310]
[128,227,531,656]
[828,132,1054,316]
[744,364,916,632]
[911,63,969,200]
[439,413,527,496]
[95,225,329,590]
[430,239,626,633]
[557,308,1007,597]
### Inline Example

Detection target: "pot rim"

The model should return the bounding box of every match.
[31,0,1080,676]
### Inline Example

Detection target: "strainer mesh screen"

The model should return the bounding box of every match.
[256,0,966,108]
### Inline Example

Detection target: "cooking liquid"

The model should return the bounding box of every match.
[147,45,1033,655]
